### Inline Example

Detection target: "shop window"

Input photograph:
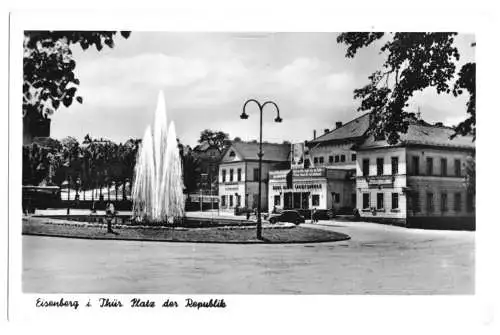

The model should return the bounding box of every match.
[441,158,447,176]
[426,157,433,176]
[341,154,346,162]
[455,159,461,177]
[351,153,356,162]
[454,193,462,212]
[319,156,324,164]
[237,168,242,181]
[253,168,259,181]
[335,155,340,163]
[274,195,280,206]
[391,193,399,209]
[312,194,320,206]
[362,193,370,209]
[377,193,384,210]
[229,195,234,207]
[328,156,334,163]
[441,193,448,212]
[466,193,474,212]
[221,195,226,207]
[427,192,434,213]
[391,157,399,175]
[229,169,234,182]
[222,169,226,182]
[376,158,384,176]
[362,159,370,176]
[412,156,420,175]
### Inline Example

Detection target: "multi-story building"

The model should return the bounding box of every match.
[218,141,290,212]
[268,113,370,213]
[354,121,475,229]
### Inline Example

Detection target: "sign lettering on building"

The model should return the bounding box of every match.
[272,184,323,191]
[269,168,325,181]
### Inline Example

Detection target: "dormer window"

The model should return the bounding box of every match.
[229,151,236,158]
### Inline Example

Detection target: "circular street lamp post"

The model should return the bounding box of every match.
[241,99,283,240]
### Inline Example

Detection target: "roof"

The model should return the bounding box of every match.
[308,113,371,144]
[229,141,290,161]
[194,141,218,152]
[357,122,475,150]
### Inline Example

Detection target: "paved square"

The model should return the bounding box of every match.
[23,221,474,294]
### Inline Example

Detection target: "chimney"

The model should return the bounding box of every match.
[336,121,343,129]
[313,130,317,139]
[324,129,329,134]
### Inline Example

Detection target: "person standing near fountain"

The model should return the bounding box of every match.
[105,202,116,233]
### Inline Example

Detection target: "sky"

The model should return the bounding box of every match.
[50,32,476,147]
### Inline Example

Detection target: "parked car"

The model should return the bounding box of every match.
[268,210,305,225]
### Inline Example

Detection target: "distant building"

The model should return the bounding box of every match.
[354,121,475,229]
[23,114,51,145]
[218,141,290,211]
[193,141,223,187]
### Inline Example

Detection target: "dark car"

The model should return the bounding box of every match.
[268,210,305,225]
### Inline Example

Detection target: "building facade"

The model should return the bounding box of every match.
[218,142,290,212]
[267,114,370,213]
[355,122,475,229]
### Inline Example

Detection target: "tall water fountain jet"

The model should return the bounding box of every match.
[132,91,185,223]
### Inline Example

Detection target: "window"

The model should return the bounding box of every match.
[466,193,474,212]
[391,193,399,209]
[351,153,357,162]
[441,193,448,212]
[426,157,433,176]
[455,159,461,177]
[391,157,399,175]
[229,195,234,207]
[454,193,462,212]
[362,193,370,209]
[412,192,421,213]
[229,151,236,157]
[222,169,226,182]
[333,193,340,203]
[377,193,384,210]
[253,168,260,181]
[412,156,420,175]
[236,195,241,207]
[441,158,447,176]
[427,192,434,213]
[362,159,370,176]
[221,195,226,207]
[335,155,340,163]
[304,159,310,168]
[377,158,384,176]
[313,157,318,164]
[328,156,334,163]
[274,195,280,206]
[312,195,320,206]
[319,156,324,164]
[229,169,234,182]
[341,154,346,162]
[237,168,242,181]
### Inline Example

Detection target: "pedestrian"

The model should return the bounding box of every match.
[312,208,317,223]
[105,202,115,233]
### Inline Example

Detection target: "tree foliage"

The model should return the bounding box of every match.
[337,32,475,144]
[198,129,230,153]
[23,31,131,119]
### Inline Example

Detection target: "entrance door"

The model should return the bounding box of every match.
[284,192,293,210]
[293,192,301,209]
[301,192,310,209]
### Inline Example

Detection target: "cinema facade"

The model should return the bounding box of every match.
[268,167,355,213]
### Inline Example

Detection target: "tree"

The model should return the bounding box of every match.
[337,32,475,144]
[23,31,131,140]
[198,129,230,153]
